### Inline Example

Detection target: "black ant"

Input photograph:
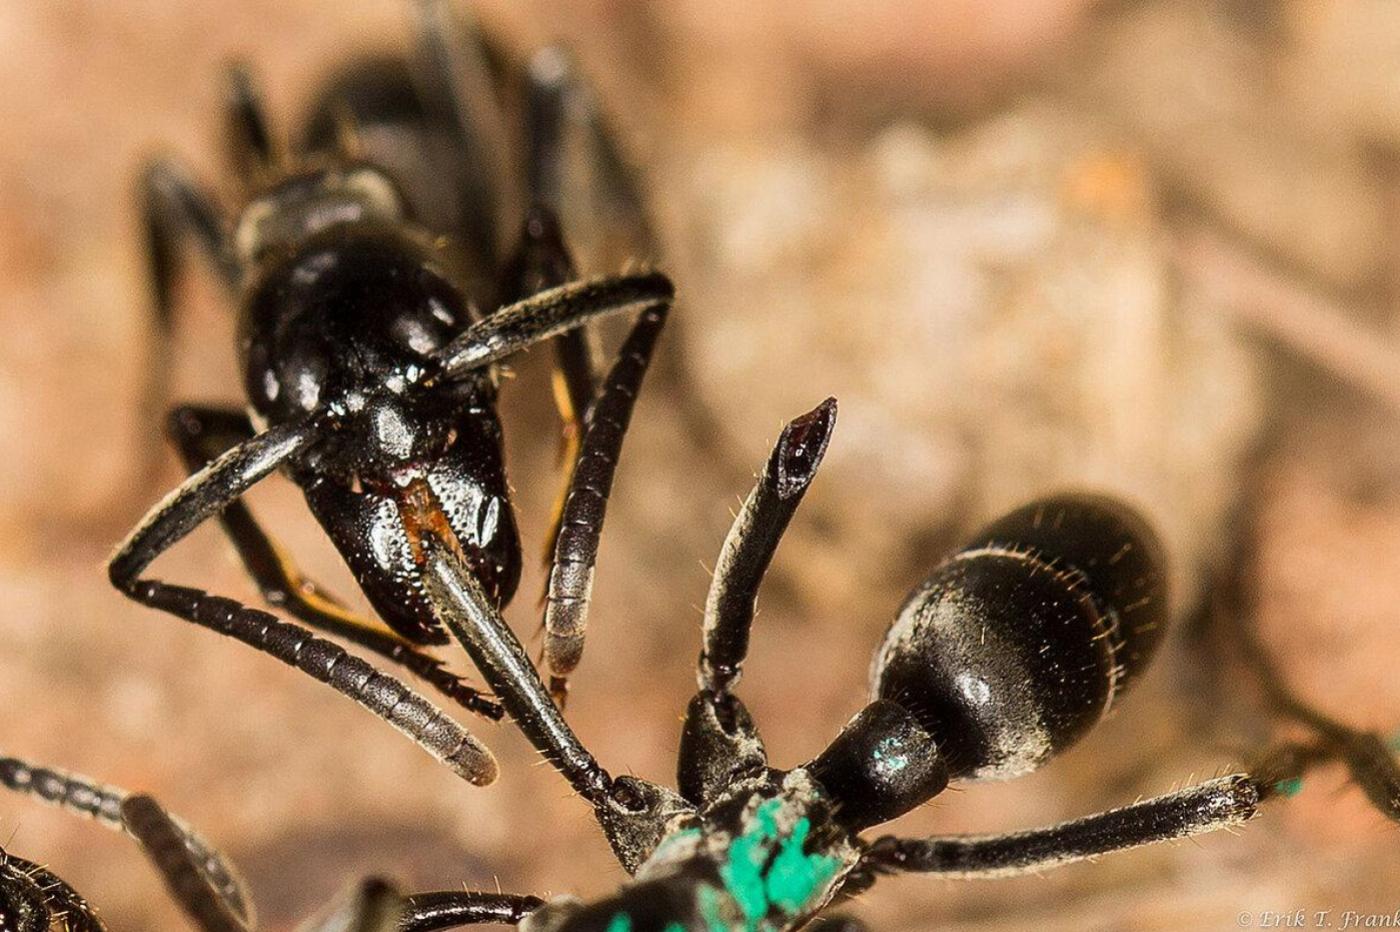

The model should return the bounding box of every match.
[88,2,1400,930]
[109,0,669,775]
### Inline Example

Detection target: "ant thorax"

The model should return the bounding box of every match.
[526,770,860,932]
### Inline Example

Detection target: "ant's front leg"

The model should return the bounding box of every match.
[397,891,545,931]
[1209,478,1400,822]
[121,796,248,932]
[108,416,499,785]
[431,273,672,379]
[307,880,544,932]
[162,404,503,720]
[677,399,837,807]
[539,301,669,704]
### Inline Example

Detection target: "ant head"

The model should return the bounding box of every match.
[869,494,1169,783]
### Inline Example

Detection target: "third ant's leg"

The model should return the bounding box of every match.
[164,404,503,721]
[121,796,247,932]
[1208,452,1400,823]
[862,774,1262,879]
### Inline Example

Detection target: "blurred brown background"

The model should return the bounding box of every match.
[3,0,1400,929]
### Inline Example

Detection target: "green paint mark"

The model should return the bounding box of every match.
[755,798,782,836]
[720,823,770,923]
[698,884,731,932]
[1386,731,1400,753]
[766,818,842,913]
[714,797,843,930]
[605,913,632,932]
[1273,776,1304,798]
[662,924,688,932]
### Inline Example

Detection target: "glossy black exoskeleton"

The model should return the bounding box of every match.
[109,0,673,749]
[83,4,1400,930]
[872,494,1167,780]
[242,224,521,642]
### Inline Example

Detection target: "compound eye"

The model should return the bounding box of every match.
[870,494,1168,781]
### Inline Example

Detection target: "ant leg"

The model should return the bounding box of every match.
[541,304,668,703]
[511,49,675,579]
[308,881,543,932]
[409,0,512,270]
[676,399,837,806]
[508,41,671,465]
[399,891,545,930]
[304,878,408,932]
[222,64,278,181]
[121,796,248,932]
[108,419,498,784]
[163,404,503,720]
[114,579,497,784]
[138,158,239,440]
[862,773,1263,879]
[1209,468,1400,822]
[425,545,610,800]
[432,273,672,380]
[523,45,660,264]
[0,755,252,925]
[110,414,320,593]
[141,159,239,327]
[1233,629,1400,820]
[501,212,597,577]
[1221,592,1400,820]
[423,541,690,873]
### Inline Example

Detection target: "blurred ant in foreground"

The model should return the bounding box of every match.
[49,0,1399,929]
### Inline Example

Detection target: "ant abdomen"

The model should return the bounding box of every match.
[871,494,1168,781]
